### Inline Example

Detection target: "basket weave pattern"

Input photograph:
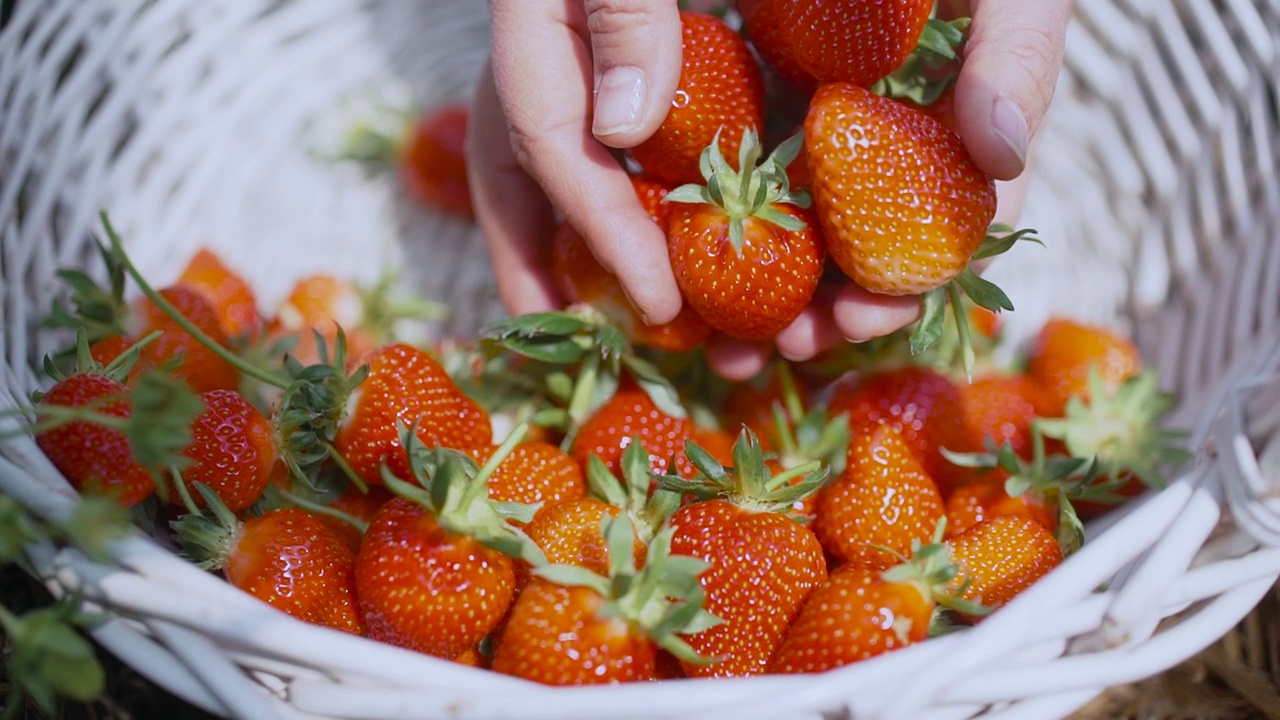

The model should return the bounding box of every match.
[1,0,1278,718]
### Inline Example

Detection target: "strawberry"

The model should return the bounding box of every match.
[944,479,1057,540]
[741,0,817,89]
[492,517,718,685]
[170,389,277,512]
[476,440,586,521]
[175,498,364,635]
[956,374,1054,461]
[88,335,145,384]
[400,103,473,218]
[322,483,394,552]
[630,11,765,186]
[659,430,828,677]
[132,286,242,394]
[334,342,492,486]
[828,366,968,495]
[550,176,712,352]
[945,516,1062,611]
[1025,318,1142,416]
[355,431,544,659]
[177,248,262,340]
[814,423,944,568]
[571,386,694,478]
[665,131,824,341]
[747,0,933,87]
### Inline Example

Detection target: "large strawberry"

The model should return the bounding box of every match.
[172,389,277,512]
[334,342,491,486]
[551,176,712,352]
[945,516,1062,612]
[571,386,694,477]
[658,430,828,677]
[630,11,764,186]
[1025,317,1142,416]
[476,440,586,521]
[664,131,824,341]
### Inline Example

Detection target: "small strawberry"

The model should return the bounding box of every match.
[1025,318,1143,416]
[945,516,1062,612]
[492,516,719,685]
[171,389,277,512]
[827,365,968,495]
[177,248,263,340]
[475,440,586,521]
[665,130,824,341]
[550,176,712,353]
[657,430,829,677]
[814,423,944,568]
[175,493,364,635]
[956,374,1054,462]
[334,342,492,486]
[571,386,694,478]
[131,286,242,394]
[630,11,765,185]
[355,428,544,659]
[944,479,1058,540]
[400,104,473,218]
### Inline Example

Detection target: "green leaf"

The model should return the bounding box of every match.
[664,184,712,205]
[973,227,1041,260]
[123,371,202,472]
[910,289,948,355]
[0,496,43,563]
[622,355,687,419]
[492,336,588,365]
[531,563,610,594]
[955,269,1014,312]
[60,496,132,563]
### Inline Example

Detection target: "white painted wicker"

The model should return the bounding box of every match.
[0,0,1277,718]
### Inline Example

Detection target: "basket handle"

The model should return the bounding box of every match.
[1216,370,1280,546]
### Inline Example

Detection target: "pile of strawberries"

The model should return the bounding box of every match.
[12,0,1190,689]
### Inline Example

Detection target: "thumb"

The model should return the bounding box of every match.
[586,0,684,148]
[953,0,1073,180]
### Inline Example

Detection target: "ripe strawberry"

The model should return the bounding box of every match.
[35,373,158,508]
[945,516,1062,611]
[355,433,544,659]
[88,335,145,384]
[661,431,828,677]
[172,389,277,512]
[828,366,968,495]
[814,423,944,568]
[571,386,694,478]
[741,1,817,89]
[175,501,364,635]
[805,83,997,298]
[665,131,823,341]
[476,440,586,520]
[944,479,1057,539]
[334,342,491,486]
[177,248,262,340]
[630,11,765,186]
[1025,318,1142,416]
[323,484,394,552]
[956,374,1054,461]
[400,104,473,218]
[746,0,933,87]
[550,176,712,352]
[492,517,718,685]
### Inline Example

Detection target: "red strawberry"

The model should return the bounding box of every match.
[814,423,944,568]
[828,366,968,495]
[944,479,1057,539]
[551,176,712,352]
[130,286,241,394]
[400,104,472,218]
[35,373,158,508]
[956,374,1054,461]
[323,484,395,552]
[662,431,828,677]
[1025,318,1142,416]
[571,387,694,477]
[741,0,817,89]
[177,248,262,340]
[492,517,718,685]
[334,342,492,486]
[806,83,997,298]
[665,131,824,341]
[176,503,364,635]
[630,11,765,186]
[746,0,933,87]
[946,516,1062,611]
[172,389,277,512]
[477,440,586,521]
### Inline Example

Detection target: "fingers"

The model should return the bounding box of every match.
[775,284,845,361]
[467,64,562,315]
[706,337,773,382]
[831,284,922,343]
[954,0,1073,180]
[488,0,683,324]
[584,0,684,147]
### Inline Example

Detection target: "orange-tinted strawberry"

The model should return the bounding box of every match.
[478,441,586,521]
[1025,318,1142,416]
[663,431,828,677]
[173,389,276,512]
[334,343,491,486]
[571,387,694,477]
[805,83,997,297]
[176,505,364,635]
[956,374,1052,461]
[35,373,158,508]
[177,248,262,340]
[400,103,472,218]
[269,274,377,366]
[630,11,765,185]
[453,646,489,669]
[945,516,1062,611]
[747,0,933,87]
[944,480,1057,539]
[742,0,817,89]
[828,366,967,495]
[88,335,146,384]
[815,423,944,568]
[525,497,635,577]
[550,176,713,352]
[131,286,241,394]
[665,132,823,341]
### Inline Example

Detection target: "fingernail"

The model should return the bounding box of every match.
[778,348,811,362]
[991,95,1029,165]
[593,66,646,137]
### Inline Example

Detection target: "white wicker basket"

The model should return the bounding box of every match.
[1,0,1278,718]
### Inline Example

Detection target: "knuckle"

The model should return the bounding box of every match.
[584,0,663,42]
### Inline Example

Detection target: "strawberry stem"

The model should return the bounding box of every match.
[167,466,203,517]
[325,443,369,495]
[560,351,601,453]
[459,422,530,509]
[274,485,370,534]
[946,283,976,380]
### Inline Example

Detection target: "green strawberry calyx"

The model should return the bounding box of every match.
[664,127,810,256]
[585,439,683,543]
[880,523,989,619]
[766,360,850,477]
